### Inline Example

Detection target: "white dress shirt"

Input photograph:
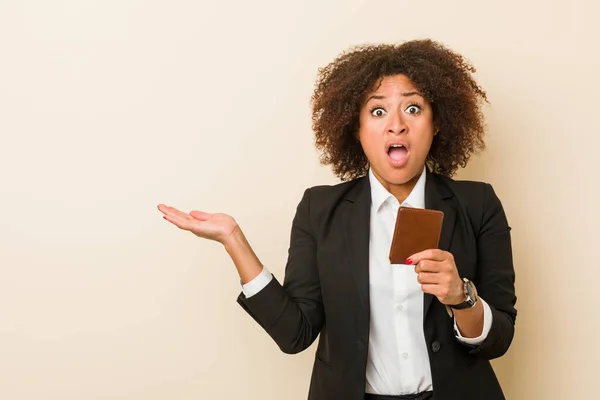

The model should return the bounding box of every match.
[242,166,492,395]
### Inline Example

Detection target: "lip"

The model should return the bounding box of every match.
[385,141,410,152]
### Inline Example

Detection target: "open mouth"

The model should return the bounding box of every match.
[387,144,409,166]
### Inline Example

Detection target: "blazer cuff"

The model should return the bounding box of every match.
[454,297,493,345]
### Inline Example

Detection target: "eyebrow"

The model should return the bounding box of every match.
[366,91,423,102]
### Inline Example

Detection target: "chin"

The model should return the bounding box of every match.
[377,165,422,186]
[388,176,416,186]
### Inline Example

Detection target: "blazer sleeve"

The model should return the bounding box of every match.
[236,188,324,354]
[468,183,517,359]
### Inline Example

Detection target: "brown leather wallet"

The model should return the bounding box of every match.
[389,206,444,264]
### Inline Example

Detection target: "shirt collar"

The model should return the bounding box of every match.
[368,165,427,212]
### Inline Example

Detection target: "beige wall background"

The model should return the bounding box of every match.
[1,1,598,399]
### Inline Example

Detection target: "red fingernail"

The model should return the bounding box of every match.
[163,216,167,220]
[406,258,413,265]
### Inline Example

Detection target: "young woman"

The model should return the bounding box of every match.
[158,39,517,400]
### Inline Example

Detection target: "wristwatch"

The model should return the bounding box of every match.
[450,278,478,310]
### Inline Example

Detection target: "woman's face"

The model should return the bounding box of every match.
[358,74,436,197]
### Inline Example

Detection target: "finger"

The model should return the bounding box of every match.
[420,284,453,305]
[420,284,439,296]
[163,212,197,231]
[406,249,448,265]
[416,272,440,285]
[189,210,212,221]
[414,260,443,273]
[158,204,193,220]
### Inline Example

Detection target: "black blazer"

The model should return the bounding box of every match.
[238,169,517,400]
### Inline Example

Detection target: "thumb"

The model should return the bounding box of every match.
[189,210,211,221]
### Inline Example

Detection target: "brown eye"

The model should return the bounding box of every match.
[406,105,421,114]
[371,107,386,117]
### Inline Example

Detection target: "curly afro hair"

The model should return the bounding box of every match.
[311,39,488,181]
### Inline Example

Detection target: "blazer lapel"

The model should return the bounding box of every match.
[423,170,456,320]
[344,177,372,324]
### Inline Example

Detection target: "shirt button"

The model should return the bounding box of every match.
[431,341,441,353]
[396,304,403,311]
[403,352,409,359]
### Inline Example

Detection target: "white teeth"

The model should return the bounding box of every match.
[390,144,404,148]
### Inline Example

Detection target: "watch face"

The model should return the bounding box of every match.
[451,279,478,309]
[466,295,475,306]
[465,280,477,305]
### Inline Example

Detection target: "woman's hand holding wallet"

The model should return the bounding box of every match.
[406,249,464,306]
[407,250,484,338]
[157,204,264,285]
[388,206,485,338]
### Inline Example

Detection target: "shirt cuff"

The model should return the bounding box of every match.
[241,267,273,298]
[454,297,493,346]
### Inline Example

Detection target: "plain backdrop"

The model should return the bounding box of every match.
[1,1,598,399]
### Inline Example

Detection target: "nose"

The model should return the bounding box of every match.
[386,111,407,135]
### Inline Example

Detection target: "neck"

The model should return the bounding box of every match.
[389,174,420,204]
[372,168,423,205]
